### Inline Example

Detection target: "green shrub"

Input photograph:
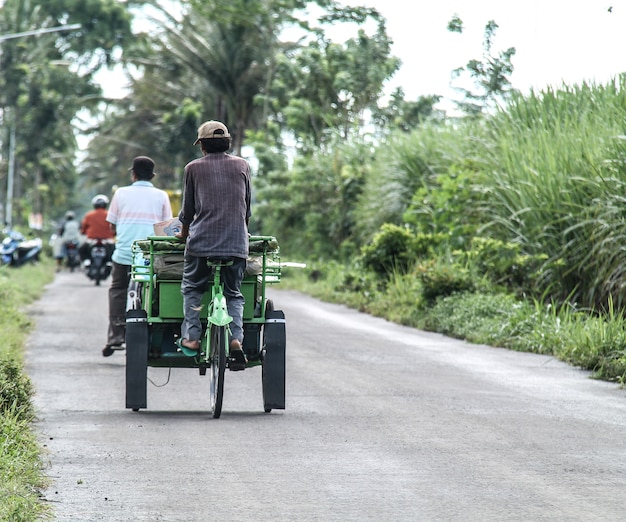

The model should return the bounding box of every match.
[0,358,34,420]
[412,231,449,258]
[366,271,424,325]
[337,268,380,297]
[403,162,485,247]
[414,258,474,304]
[360,223,415,277]
[553,304,626,382]
[459,237,549,296]
[421,291,521,343]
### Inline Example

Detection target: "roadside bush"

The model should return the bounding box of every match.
[414,258,474,304]
[366,271,424,325]
[0,358,34,420]
[403,163,485,248]
[337,268,380,298]
[420,291,522,344]
[554,304,626,382]
[412,231,449,258]
[459,237,549,296]
[360,223,415,277]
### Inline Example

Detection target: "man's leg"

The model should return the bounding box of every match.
[104,261,130,356]
[222,257,247,369]
[222,257,246,344]
[79,241,90,262]
[180,254,210,346]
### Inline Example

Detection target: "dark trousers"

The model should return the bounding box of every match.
[180,255,246,344]
[107,261,131,347]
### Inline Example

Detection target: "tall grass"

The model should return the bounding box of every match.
[355,122,479,242]
[479,78,626,310]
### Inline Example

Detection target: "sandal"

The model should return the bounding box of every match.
[229,339,247,371]
[176,338,200,357]
[102,344,124,357]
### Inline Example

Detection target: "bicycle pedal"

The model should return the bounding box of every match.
[228,352,247,371]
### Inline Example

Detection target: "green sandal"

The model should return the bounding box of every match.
[176,338,200,357]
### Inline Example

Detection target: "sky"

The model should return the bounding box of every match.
[97,0,626,109]
[340,0,626,106]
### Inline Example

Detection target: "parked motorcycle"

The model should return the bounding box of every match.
[65,240,81,272]
[83,239,113,285]
[0,230,43,267]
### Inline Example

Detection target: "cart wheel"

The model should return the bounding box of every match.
[209,325,226,418]
[125,309,149,411]
[262,307,286,412]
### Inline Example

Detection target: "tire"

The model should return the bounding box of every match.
[209,325,226,418]
[262,306,286,413]
[93,262,101,286]
[125,309,149,411]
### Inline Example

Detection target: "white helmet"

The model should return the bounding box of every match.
[92,194,109,207]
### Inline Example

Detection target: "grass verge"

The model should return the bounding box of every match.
[281,263,626,385]
[0,257,55,521]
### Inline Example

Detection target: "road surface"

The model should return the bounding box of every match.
[26,271,626,521]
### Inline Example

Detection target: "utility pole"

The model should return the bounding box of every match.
[0,23,81,229]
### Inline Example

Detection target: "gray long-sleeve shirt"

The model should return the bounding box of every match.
[178,152,251,258]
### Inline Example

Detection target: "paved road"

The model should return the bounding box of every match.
[27,271,626,521]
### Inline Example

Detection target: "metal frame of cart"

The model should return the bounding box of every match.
[124,235,286,414]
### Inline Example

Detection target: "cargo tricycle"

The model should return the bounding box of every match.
[124,235,285,418]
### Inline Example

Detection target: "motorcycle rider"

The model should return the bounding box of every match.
[56,211,81,271]
[80,194,115,262]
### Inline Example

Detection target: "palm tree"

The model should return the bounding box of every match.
[137,0,280,155]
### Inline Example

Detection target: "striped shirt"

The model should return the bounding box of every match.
[107,181,172,265]
[178,152,251,258]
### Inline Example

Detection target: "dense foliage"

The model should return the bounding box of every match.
[0,0,133,224]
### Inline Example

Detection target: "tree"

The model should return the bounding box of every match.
[121,0,286,157]
[448,15,517,116]
[269,15,399,149]
[372,88,444,133]
[0,0,133,226]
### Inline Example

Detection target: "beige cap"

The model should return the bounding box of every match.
[193,120,231,145]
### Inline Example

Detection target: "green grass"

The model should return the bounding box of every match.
[0,257,55,521]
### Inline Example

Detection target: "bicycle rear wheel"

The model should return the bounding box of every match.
[209,324,227,418]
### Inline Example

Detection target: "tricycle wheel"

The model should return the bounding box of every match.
[262,307,286,412]
[209,325,226,418]
[125,309,149,411]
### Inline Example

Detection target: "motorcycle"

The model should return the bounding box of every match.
[83,239,113,285]
[64,239,81,272]
[0,230,43,267]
